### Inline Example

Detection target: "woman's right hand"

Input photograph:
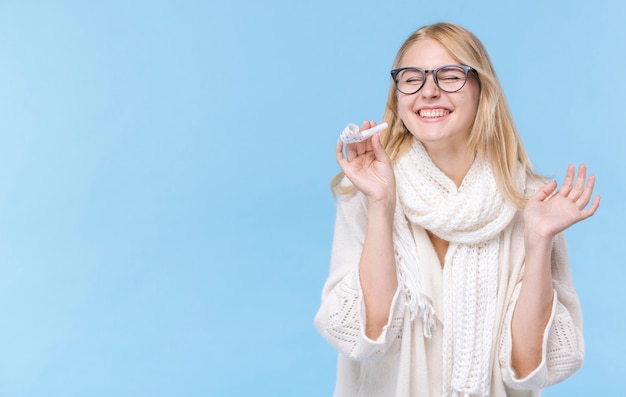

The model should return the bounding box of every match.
[336,120,396,205]
[337,121,398,339]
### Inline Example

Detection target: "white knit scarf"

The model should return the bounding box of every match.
[393,140,517,397]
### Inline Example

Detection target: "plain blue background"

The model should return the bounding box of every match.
[0,1,624,396]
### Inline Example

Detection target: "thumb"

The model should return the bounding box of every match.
[533,180,558,202]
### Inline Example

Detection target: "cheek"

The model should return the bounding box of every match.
[396,95,413,120]
[469,97,480,123]
[459,89,480,124]
[467,84,481,115]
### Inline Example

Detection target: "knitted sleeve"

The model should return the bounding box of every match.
[314,183,405,361]
[499,232,585,389]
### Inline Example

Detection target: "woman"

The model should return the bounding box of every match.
[314,22,600,397]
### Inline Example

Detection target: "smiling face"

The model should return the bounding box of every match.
[396,38,480,152]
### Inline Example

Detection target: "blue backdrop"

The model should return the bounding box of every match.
[0,1,623,396]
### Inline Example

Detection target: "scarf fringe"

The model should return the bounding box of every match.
[393,208,436,337]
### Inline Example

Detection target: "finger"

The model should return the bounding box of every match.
[355,121,374,155]
[364,121,384,151]
[355,140,368,156]
[363,135,374,154]
[575,173,595,209]
[581,195,601,219]
[558,164,575,196]
[366,133,374,151]
[345,140,359,161]
[335,139,346,166]
[371,133,390,163]
[533,180,558,202]
[569,164,587,201]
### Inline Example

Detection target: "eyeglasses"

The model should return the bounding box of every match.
[390,64,474,94]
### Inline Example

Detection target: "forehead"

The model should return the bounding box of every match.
[399,39,459,69]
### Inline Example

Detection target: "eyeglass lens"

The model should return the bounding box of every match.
[395,66,468,94]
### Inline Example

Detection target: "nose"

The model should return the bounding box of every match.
[421,71,440,98]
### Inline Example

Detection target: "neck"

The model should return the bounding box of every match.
[422,141,474,187]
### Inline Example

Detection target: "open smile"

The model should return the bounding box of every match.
[417,108,451,119]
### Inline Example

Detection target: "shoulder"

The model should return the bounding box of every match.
[523,173,546,197]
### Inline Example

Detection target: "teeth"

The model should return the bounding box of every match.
[418,109,449,118]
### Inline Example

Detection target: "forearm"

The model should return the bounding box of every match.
[359,199,398,340]
[511,234,555,377]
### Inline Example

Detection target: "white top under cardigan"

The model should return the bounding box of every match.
[314,179,584,397]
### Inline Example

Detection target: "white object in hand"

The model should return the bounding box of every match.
[339,122,388,143]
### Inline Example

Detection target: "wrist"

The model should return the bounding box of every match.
[523,230,554,275]
[367,195,396,220]
[524,229,553,250]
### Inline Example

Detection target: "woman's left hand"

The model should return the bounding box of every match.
[523,164,600,240]
[514,164,598,377]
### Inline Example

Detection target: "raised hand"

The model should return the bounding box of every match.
[335,120,396,204]
[524,164,600,240]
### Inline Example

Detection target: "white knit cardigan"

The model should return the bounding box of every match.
[314,177,584,397]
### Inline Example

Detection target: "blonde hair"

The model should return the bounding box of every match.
[332,22,539,208]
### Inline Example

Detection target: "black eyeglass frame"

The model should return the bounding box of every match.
[390,64,475,94]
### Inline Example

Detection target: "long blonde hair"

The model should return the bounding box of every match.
[332,22,538,208]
